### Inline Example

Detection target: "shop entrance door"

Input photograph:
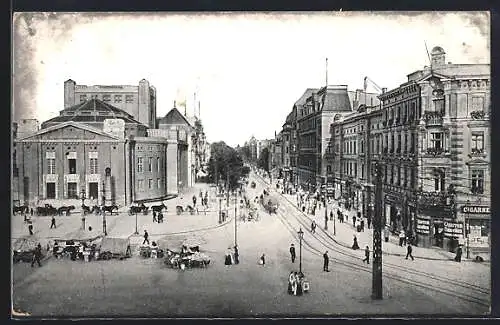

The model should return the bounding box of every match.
[433,221,444,247]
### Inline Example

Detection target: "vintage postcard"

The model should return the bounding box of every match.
[11,11,490,317]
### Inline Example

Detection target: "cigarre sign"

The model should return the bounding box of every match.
[461,206,490,214]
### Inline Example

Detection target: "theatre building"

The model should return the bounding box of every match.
[15,99,186,208]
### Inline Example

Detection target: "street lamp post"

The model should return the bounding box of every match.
[80,189,86,230]
[298,227,304,274]
[218,195,222,224]
[372,163,384,300]
[324,176,328,230]
[134,210,139,235]
[466,199,470,259]
[101,181,107,236]
[234,192,238,247]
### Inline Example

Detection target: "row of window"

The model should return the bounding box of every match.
[382,165,417,189]
[46,158,99,174]
[341,161,366,179]
[137,178,163,191]
[137,157,162,173]
[80,94,135,103]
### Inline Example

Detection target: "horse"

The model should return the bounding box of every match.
[81,204,93,215]
[151,203,167,213]
[13,205,29,215]
[128,203,147,215]
[37,204,57,216]
[58,205,75,216]
[101,205,119,215]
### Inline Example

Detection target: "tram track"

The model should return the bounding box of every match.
[252,174,490,308]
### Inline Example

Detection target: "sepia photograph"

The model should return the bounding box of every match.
[11,11,491,317]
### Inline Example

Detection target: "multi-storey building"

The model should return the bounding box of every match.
[15,99,189,207]
[296,85,379,193]
[378,80,421,238]
[280,112,293,188]
[328,46,490,257]
[329,104,383,218]
[64,79,157,128]
[409,46,490,255]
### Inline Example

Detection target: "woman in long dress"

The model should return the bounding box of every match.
[352,234,360,250]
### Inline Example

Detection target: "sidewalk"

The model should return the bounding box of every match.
[278,190,483,262]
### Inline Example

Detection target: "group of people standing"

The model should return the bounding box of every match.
[224,246,239,265]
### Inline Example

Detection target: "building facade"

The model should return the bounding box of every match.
[327,46,490,256]
[64,79,157,129]
[15,99,188,208]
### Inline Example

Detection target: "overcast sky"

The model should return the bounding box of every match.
[13,12,489,147]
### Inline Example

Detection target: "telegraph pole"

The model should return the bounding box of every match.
[372,162,383,300]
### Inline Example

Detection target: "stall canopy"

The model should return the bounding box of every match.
[99,237,130,255]
[61,229,102,242]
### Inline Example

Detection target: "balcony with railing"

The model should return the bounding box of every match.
[423,111,443,126]
[468,147,486,158]
[425,147,447,156]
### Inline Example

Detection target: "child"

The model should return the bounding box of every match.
[363,245,370,264]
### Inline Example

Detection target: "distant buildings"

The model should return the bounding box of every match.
[270,46,490,257]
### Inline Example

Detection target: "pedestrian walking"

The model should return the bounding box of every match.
[30,208,34,216]
[360,219,365,232]
[399,231,406,246]
[31,243,42,267]
[311,220,316,234]
[28,223,34,235]
[352,215,357,228]
[153,210,157,223]
[405,244,414,260]
[454,245,463,262]
[225,249,233,266]
[384,226,390,242]
[259,253,266,266]
[352,234,360,250]
[50,216,57,229]
[323,251,330,272]
[363,245,370,264]
[192,195,197,207]
[143,230,150,245]
[289,243,296,263]
[330,211,334,221]
[234,245,239,264]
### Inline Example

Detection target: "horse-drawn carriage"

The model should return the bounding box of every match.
[13,205,29,215]
[129,203,148,215]
[12,237,44,263]
[164,249,210,269]
[176,205,197,215]
[36,204,58,216]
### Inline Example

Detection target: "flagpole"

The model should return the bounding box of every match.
[325,57,328,87]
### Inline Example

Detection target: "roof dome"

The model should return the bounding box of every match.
[431,46,445,55]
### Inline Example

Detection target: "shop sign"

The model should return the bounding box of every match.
[416,218,430,235]
[444,221,463,238]
[461,206,490,214]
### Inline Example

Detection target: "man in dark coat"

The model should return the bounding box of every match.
[330,211,334,221]
[192,195,197,207]
[323,251,330,272]
[289,243,296,263]
[50,216,56,229]
[454,245,463,262]
[143,230,150,245]
[28,223,34,235]
[153,210,157,223]
[31,243,42,267]
[406,244,414,261]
